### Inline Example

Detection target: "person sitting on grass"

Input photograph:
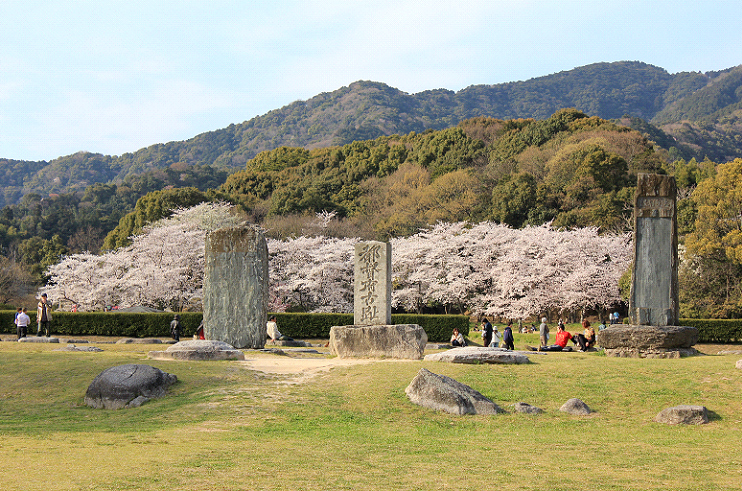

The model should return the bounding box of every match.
[574,319,596,352]
[450,327,466,347]
[266,315,293,343]
[527,324,577,351]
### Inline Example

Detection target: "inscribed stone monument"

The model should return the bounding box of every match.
[598,174,698,357]
[354,241,392,325]
[203,225,268,349]
[330,241,427,359]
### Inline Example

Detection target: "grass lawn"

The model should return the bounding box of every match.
[0,335,740,490]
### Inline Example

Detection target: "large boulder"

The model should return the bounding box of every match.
[147,340,245,361]
[560,398,592,415]
[329,324,427,360]
[654,405,709,425]
[85,364,177,410]
[405,368,504,415]
[597,325,698,349]
[424,347,530,364]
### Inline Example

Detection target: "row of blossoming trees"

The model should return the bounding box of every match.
[44,203,631,319]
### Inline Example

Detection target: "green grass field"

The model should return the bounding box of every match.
[1,335,741,490]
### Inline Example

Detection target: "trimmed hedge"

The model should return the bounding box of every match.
[680,318,742,343]
[0,310,468,342]
[0,311,202,338]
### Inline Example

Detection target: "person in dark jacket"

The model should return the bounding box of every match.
[481,318,493,347]
[502,321,515,350]
[170,314,181,341]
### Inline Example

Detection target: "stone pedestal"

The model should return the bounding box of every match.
[598,325,699,358]
[203,225,269,349]
[329,324,427,360]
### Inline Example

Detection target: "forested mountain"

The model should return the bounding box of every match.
[3,61,742,209]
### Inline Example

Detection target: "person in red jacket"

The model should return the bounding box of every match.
[528,324,576,351]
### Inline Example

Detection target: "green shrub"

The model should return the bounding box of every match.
[680,318,742,343]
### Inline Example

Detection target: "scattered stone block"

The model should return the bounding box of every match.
[654,405,709,425]
[598,325,698,350]
[147,340,245,361]
[736,359,742,370]
[18,336,59,343]
[511,402,543,414]
[54,344,104,352]
[329,324,427,360]
[560,398,592,415]
[424,347,530,364]
[116,338,163,344]
[85,364,177,410]
[405,368,504,415]
[270,339,312,348]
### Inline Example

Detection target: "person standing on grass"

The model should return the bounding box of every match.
[16,307,30,339]
[490,327,501,347]
[502,321,515,350]
[37,293,52,337]
[170,314,181,342]
[539,317,550,347]
[481,318,493,348]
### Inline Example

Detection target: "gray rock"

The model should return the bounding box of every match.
[511,402,543,414]
[116,338,163,344]
[597,325,698,349]
[203,225,269,349]
[84,364,177,410]
[425,343,453,350]
[424,347,530,364]
[61,339,89,343]
[329,324,427,360]
[654,405,709,425]
[560,398,592,415]
[147,340,245,361]
[270,339,312,347]
[18,336,60,343]
[405,368,504,415]
[54,344,104,352]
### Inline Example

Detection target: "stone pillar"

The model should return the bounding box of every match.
[629,174,678,326]
[354,241,392,325]
[203,225,268,349]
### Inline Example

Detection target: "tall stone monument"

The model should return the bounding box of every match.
[354,241,392,325]
[330,241,427,359]
[598,174,698,358]
[203,225,269,349]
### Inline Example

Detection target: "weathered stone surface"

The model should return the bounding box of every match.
[354,241,392,325]
[54,344,104,352]
[718,350,742,355]
[630,173,679,326]
[424,347,530,365]
[116,338,163,344]
[511,402,543,414]
[736,359,742,370]
[560,398,592,415]
[203,225,269,349]
[270,340,312,348]
[425,343,453,350]
[597,325,698,349]
[329,324,427,359]
[18,336,59,343]
[84,364,177,410]
[604,347,698,359]
[405,368,504,415]
[654,405,709,425]
[147,340,245,361]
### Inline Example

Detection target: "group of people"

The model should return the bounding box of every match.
[14,293,53,340]
[451,315,600,352]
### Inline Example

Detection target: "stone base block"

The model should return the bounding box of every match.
[18,336,59,343]
[597,325,698,350]
[329,324,427,360]
[604,347,699,359]
[424,347,530,364]
[148,340,245,361]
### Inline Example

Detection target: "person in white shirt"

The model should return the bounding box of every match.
[16,307,31,339]
[266,315,293,343]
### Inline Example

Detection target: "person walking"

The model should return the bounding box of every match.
[481,318,493,348]
[539,317,550,347]
[37,293,52,337]
[502,321,515,350]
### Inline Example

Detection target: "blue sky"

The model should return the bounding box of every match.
[1,0,740,161]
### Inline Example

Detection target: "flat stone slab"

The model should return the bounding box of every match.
[269,340,313,347]
[736,359,742,370]
[330,324,427,360]
[54,344,104,352]
[117,338,164,344]
[424,347,530,364]
[18,336,60,343]
[654,405,709,425]
[405,368,504,415]
[597,325,698,349]
[147,340,245,361]
[718,350,742,355]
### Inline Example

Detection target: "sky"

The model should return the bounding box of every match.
[1,0,740,162]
